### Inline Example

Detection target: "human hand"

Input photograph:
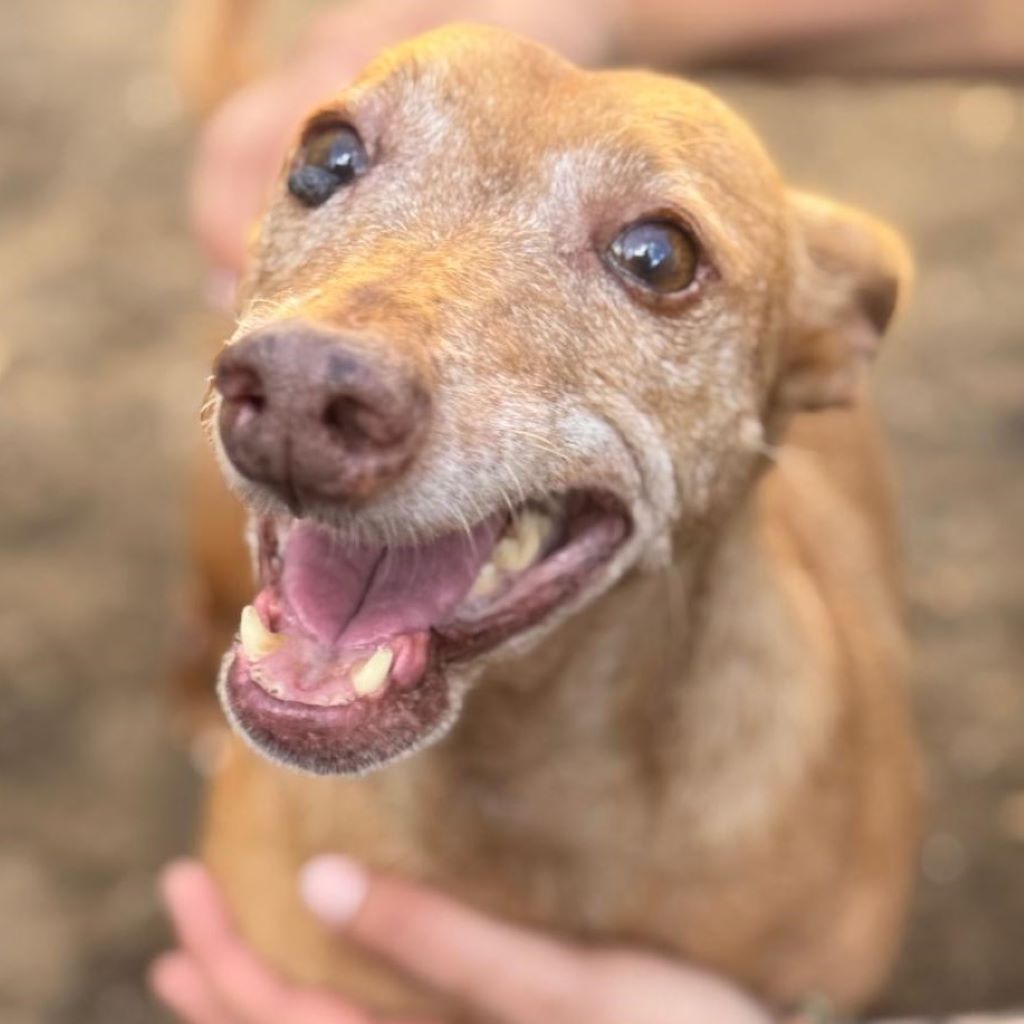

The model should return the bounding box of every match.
[190,0,615,292]
[150,855,772,1024]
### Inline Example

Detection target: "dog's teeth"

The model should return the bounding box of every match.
[352,647,393,697]
[493,511,551,573]
[470,562,502,598]
[492,539,524,573]
[239,605,284,660]
[470,511,554,601]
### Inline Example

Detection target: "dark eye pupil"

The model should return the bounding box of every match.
[624,233,671,277]
[288,126,368,207]
[310,130,364,181]
[609,221,698,294]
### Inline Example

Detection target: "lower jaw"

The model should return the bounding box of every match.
[221,651,455,775]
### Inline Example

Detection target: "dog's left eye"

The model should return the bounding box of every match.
[288,124,369,207]
[608,220,699,294]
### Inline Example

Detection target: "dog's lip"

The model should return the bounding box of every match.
[221,489,631,771]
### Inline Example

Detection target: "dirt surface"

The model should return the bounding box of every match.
[1,3,1022,1022]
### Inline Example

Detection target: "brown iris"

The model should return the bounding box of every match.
[608,220,699,294]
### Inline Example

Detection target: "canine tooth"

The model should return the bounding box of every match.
[470,562,502,598]
[493,511,552,573]
[352,647,393,697]
[491,539,521,573]
[239,605,284,660]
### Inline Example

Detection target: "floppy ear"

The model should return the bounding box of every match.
[777,189,912,410]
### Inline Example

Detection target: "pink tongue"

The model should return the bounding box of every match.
[281,517,503,647]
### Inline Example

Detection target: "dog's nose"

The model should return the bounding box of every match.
[214,323,431,506]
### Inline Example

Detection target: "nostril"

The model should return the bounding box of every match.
[323,394,404,450]
[217,364,267,428]
[217,364,263,402]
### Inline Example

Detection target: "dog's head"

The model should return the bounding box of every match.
[211,25,910,774]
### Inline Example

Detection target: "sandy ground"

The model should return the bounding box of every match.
[1,3,1022,1022]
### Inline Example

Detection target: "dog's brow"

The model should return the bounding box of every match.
[544,132,740,255]
[300,99,356,135]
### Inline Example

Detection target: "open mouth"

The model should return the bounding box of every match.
[221,490,631,773]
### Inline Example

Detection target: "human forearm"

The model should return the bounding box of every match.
[609,0,1023,72]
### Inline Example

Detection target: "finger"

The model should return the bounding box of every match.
[588,951,773,1024]
[274,989,382,1024]
[300,856,587,1024]
[150,951,385,1024]
[160,860,292,1023]
[149,951,238,1024]
[190,79,290,272]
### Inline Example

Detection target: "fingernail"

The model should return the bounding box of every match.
[299,855,369,927]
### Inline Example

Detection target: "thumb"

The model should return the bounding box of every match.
[299,855,587,1024]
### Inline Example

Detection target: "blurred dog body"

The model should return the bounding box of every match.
[175,13,920,1018]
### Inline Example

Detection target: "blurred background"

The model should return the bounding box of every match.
[1,2,1022,1022]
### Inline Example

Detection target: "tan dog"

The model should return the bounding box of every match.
[181,23,920,1018]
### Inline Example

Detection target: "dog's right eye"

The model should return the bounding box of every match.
[288,124,369,207]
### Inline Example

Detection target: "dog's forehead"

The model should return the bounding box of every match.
[345,26,782,211]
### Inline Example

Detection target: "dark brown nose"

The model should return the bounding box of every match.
[214,323,431,507]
